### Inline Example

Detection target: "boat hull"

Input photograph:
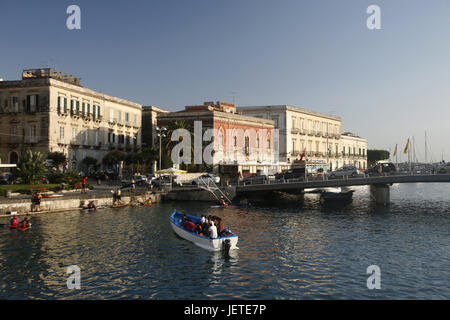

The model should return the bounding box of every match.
[170,210,238,252]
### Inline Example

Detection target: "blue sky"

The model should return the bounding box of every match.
[1,0,450,162]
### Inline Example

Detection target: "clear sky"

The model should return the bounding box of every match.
[1,0,449,162]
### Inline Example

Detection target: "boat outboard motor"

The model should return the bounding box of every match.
[222,239,231,252]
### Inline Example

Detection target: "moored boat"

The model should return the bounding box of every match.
[170,210,238,252]
[320,190,354,202]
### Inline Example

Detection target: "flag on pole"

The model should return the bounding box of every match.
[299,148,306,162]
[403,139,410,154]
[393,144,398,157]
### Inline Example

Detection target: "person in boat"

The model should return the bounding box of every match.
[219,198,229,207]
[183,218,195,232]
[217,217,225,236]
[130,179,136,193]
[19,216,31,230]
[87,200,97,211]
[208,221,218,239]
[10,213,19,229]
[179,213,187,226]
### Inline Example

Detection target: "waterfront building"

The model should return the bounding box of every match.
[156,101,277,177]
[340,132,368,170]
[141,105,170,149]
[237,105,367,171]
[0,68,142,171]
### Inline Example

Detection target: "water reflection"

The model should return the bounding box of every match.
[0,184,449,299]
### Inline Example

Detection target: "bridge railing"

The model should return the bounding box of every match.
[236,171,443,186]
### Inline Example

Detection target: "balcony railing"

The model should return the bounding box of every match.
[57,138,68,145]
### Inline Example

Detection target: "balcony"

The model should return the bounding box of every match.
[25,137,38,144]
[94,141,102,149]
[57,138,69,145]
[82,113,92,121]
[58,109,69,117]
[70,110,82,119]
[70,139,80,147]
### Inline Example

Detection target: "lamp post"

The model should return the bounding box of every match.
[155,126,167,172]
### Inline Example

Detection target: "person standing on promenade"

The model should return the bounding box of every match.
[81,176,87,194]
[32,192,42,212]
[113,188,122,205]
[130,178,136,194]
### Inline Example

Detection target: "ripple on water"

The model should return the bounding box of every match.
[0,184,449,299]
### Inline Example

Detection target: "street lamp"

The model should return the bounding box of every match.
[155,126,167,171]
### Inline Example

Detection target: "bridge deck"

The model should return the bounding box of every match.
[236,174,450,193]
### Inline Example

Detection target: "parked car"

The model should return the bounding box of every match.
[275,167,306,180]
[242,174,270,184]
[328,165,359,179]
[438,162,450,174]
[121,175,148,187]
[151,175,171,187]
[191,173,220,185]
[365,162,397,176]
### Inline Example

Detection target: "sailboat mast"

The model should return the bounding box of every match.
[425,131,427,164]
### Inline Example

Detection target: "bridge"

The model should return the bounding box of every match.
[234,174,450,205]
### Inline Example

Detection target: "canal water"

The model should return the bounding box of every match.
[0,183,449,299]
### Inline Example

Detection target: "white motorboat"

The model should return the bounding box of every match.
[170,210,239,252]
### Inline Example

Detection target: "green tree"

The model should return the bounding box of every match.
[367,149,390,166]
[102,150,125,166]
[47,151,67,171]
[14,150,47,184]
[82,156,99,174]
[163,120,194,170]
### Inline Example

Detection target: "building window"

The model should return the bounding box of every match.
[133,114,137,125]
[109,109,114,122]
[60,127,65,139]
[125,112,129,123]
[10,125,18,136]
[29,125,36,137]
[26,95,38,112]
[72,128,77,140]
[11,96,19,112]
[63,98,67,113]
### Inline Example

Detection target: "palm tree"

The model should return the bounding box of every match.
[14,150,47,184]
[163,120,194,169]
